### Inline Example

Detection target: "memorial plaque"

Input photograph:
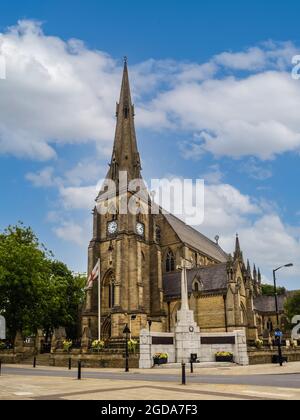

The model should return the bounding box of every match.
[0,316,6,339]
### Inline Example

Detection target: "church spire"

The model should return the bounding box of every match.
[234,234,243,261]
[107,58,141,183]
[247,259,252,277]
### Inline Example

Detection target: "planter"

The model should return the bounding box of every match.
[216,356,234,363]
[153,358,168,366]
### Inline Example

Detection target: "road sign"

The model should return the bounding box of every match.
[274,329,283,338]
[0,316,6,339]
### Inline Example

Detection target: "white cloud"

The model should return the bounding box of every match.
[53,221,89,246]
[59,185,97,210]
[214,42,297,71]
[0,20,120,160]
[200,164,224,184]
[146,71,300,160]
[1,21,299,162]
[194,184,300,285]
[26,166,60,187]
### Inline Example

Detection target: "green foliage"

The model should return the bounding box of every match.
[261,284,286,296]
[0,223,86,340]
[284,292,300,321]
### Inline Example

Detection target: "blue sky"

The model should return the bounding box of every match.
[0,1,300,288]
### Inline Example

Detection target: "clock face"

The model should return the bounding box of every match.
[136,222,144,236]
[108,221,118,235]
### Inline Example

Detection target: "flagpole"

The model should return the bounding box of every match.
[98,259,101,341]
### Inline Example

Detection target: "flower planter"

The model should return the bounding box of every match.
[153,358,168,366]
[216,355,234,363]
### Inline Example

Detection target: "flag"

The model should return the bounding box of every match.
[87,260,100,289]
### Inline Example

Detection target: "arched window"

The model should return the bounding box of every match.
[108,282,115,309]
[155,226,161,243]
[166,250,175,273]
[193,277,203,293]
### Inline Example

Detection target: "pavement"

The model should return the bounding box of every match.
[1,362,300,400]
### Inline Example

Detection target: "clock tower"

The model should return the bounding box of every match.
[82,59,166,340]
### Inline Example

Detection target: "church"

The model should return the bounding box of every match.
[81,61,266,344]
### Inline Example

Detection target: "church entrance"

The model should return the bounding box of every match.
[101,315,112,340]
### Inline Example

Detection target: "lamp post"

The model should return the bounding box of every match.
[123,324,131,373]
[273,263,293,367]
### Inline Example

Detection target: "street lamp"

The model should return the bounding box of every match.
[123,324,131,373]
[273,263,293,366]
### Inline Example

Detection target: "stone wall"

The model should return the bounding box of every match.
[139,329,249,368]
[199,331,249,365]
[50,353,139,368]
[248,348,300,365]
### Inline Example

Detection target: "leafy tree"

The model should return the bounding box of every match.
[284,292,300,322]
[0,223,86,340]
[0,223,51,339]
[261,284,286,296]
[38,261,86,340]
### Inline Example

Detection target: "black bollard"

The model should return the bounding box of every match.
[77,361,81,380]
[0,360,2,376]
[181,362,186,385]
[33,357,36,368]
[190,361,194,374]
[68,357,72,370]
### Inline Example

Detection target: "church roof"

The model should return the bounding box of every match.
[254,295,286,314]
[164,213,228,263]
[163,263,228,300]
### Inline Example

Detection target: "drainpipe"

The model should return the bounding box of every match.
[167,302,171,332]
[223,295,228,332]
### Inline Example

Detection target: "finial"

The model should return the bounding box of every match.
[124,56,128,65]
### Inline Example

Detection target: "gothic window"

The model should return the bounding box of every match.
[156,226,161,243]
[193,277,203,293]
[124,105,129,119]
[267,319,273,332]
[108,282,115,309]
[166,250,175,273]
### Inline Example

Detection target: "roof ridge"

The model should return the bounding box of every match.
[165,212,228,258]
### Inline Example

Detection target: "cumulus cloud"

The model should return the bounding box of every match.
[197,186,300,285]
[53,220,90,246]
[145,71,300,160]
[0,20,120,160]
[26,166,60,187]
[1,21,299,162]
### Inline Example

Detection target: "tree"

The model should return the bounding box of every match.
[261,284,286,296]
[38,261,85,340]
[0,223,86,340]
[285,292,300,322]
[0,223,51,339]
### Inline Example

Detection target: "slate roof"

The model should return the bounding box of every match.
[164,213,228,263]
[254,295,286,313]
[163,263,228,300]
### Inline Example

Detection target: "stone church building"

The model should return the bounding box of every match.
[82,61,266,344]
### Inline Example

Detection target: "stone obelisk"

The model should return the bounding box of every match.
[175,259,201,363]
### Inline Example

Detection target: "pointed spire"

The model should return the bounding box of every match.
[247,259,251,276]
[253,264,257,281]
[107,58,141,183]
[234,234,243,261]
[258,268,262,284]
